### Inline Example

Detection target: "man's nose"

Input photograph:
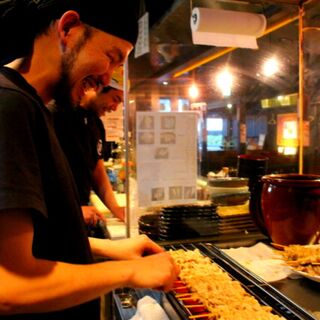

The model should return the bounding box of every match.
[111,103,118,111]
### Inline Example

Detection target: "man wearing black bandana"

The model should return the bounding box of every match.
[0,1,179,319]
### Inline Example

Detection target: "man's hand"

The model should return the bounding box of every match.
[125,252,180,292]
[89,234,165,261]
[112,206,125,221]
[82,206,106,225]
[109,235,164,260]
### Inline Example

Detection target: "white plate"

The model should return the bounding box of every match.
[292,269,320,283]
[207,186,249,194]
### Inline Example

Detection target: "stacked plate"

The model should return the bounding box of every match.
[158,204,218,241]
[214,200,260,236]
[207,177,249,188]
[208,177,250,207]
[211,191,250,206]
[138,213,160,241]
[153,202,261,242]
[217,214,259,235]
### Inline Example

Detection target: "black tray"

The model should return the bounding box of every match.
[164,243,316,320]
[159,214,217,222]
[158,229,219,240]
[161,205,216,215]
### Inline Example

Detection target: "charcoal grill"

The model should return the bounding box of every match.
[113,242,317,320]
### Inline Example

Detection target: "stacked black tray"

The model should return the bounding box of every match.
[158,204,218,241]
[138,203,261,242]
[138,213,160,240]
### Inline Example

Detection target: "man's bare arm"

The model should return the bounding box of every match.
[0,210,178,315]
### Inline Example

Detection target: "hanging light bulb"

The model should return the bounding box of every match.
[189,83,199,99]
[262,57,280,77]
[216,69,233,97]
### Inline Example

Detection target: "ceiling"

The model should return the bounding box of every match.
[129,0,316,105]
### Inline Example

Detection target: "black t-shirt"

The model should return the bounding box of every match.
[53,107,106,205]
[0,67,100,320]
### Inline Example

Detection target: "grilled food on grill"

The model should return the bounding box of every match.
[170,249,285,320]
[282,244,320,276]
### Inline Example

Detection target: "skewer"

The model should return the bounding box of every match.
[173,285,189,294]
[309,231,320,245]
[271,242,287,250]
[174,280,185,284]
[185,304,206,308]
[189,313,213,319]
[185,305,207,313]
[179,296,198,301]
[286,260,320,266]
[174,286,188,290]
[175,293,192,298]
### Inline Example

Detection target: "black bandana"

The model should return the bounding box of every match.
[0,0,139,64]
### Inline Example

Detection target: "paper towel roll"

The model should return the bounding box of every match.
[190,7,266,49]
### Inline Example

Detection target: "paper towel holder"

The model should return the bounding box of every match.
[190,7,267,49]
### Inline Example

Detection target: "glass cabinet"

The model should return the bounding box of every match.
[103,0,320,232]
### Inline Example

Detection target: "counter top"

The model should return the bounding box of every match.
[105,218,126,239]
[90,192,127,239]
[90,192,126,217]
[272,277,320,319]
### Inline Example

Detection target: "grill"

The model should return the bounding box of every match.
[113,242,316,320]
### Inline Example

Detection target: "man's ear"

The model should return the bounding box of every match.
[57,10,82,49]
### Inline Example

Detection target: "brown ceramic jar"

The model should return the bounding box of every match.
[261,174,320,245]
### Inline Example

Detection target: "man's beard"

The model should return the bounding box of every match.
[53,61,73,110]
[53,26,92,111]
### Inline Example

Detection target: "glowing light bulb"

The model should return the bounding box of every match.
[262,57,279,77]
[216,69,233,97]
[189,84,199,99]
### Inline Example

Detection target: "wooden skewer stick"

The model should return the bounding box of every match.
[301,262,320,266]
[189,313,213,319]
[179,296,198,301]
[174,286,188,289]
[175,293,192,298]
[185,304,205,307]
[286,260,320,266]
[174,280,185,284]
[271,242,287,250]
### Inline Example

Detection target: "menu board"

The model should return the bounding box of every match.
[101,104,123,142]
[136,112,198,207]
